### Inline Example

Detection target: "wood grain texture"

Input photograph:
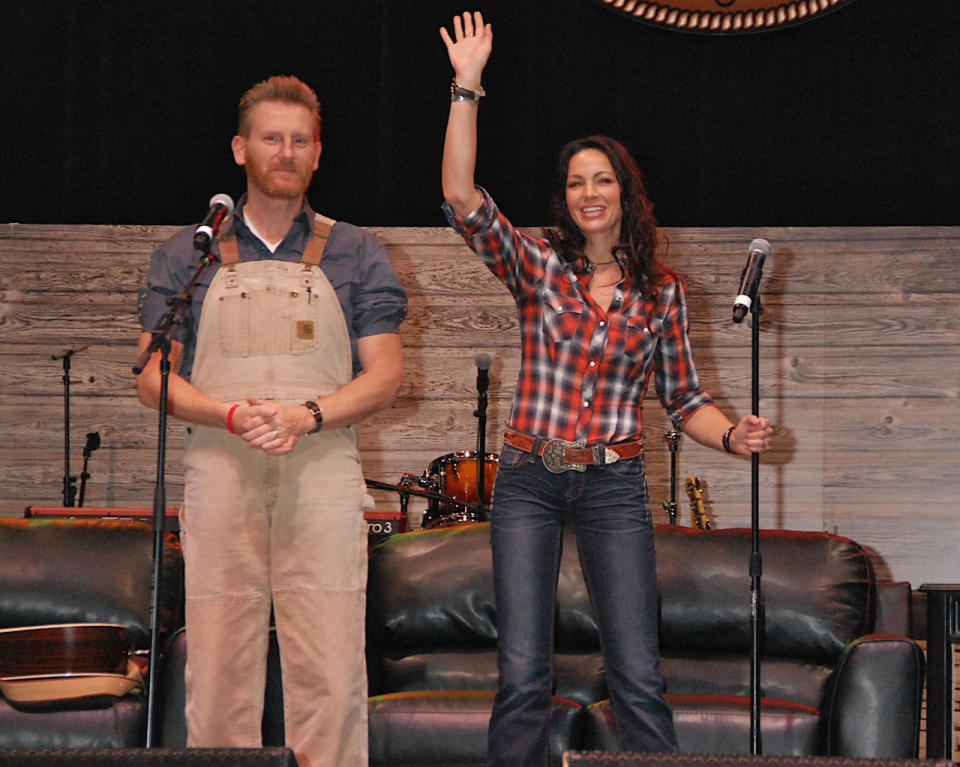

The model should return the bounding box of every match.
[2,223,958,587]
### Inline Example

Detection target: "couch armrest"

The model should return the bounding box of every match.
[822,634,924,758]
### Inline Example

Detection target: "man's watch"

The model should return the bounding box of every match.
[304,400,324,434]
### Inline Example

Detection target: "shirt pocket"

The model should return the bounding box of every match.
[611,313,658,369]
[540,291,586,362]
[217,268,325,357]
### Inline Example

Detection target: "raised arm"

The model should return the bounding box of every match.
[440,10,493,216]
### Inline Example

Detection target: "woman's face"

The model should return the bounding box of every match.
[564,148,622,242]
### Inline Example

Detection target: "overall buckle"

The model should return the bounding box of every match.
[542,438,587,473]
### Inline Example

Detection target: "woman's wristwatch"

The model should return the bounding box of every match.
[304,400,324,434]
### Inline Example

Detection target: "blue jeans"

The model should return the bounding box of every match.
[487,443,677,766]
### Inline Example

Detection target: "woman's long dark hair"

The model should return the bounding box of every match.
[546,136,662,294]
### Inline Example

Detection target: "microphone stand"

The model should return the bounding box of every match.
[747,295,765,755]
[133,245,216,748]
[662,430,681,524]
[474,360,490,520]
[53,348,82,507]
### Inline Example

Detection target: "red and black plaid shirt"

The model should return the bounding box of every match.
[444,188,712,445]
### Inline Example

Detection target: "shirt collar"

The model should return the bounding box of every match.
[227,194,315,246]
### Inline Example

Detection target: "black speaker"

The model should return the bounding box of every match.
[562,754,953,767]
[0,748,298,767]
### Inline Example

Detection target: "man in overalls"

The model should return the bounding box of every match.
[136,75,407,767]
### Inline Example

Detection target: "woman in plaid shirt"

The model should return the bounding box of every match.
[440,12,774,766]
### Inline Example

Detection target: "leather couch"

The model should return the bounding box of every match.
[0,517,923,766]
[363,522,924,766]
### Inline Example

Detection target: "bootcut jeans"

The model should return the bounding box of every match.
[487,442,677,766]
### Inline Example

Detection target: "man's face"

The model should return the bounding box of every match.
[231,101,321,200]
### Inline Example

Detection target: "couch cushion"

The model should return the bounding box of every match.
[376,650,607,709]
[0,695,146,748]
[655,527,872,664]
[369,523,873,668]
[585,695,822,757]
[661,653,833,710]
[367,525,497,652]
[369,689,584,767]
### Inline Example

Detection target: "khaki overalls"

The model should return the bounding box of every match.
[180,217,369,767]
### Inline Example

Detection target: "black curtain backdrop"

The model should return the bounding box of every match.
[1,0,957,228]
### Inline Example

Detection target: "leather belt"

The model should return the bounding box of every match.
[503,429,644,474]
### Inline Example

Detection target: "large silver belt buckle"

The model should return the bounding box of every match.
[542,438,587,473]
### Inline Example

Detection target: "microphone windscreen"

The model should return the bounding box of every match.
[749,238,771,257]
[209,193,235,216]
[475,352,492,371]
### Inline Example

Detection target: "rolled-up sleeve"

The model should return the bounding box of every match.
[351,229,408,339]
[138,232,198,346]
[655,279,713,427]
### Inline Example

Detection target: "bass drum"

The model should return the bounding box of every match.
[421,450,498,529]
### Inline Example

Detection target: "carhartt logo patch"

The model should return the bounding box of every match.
[297,321,315,339]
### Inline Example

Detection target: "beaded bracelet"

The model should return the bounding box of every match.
[722,425,736,454]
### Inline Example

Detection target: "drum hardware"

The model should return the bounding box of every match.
[365,476,489,519]
[661,429,682,524]
[473,353,492,509]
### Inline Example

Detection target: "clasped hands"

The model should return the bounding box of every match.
[231,397,306,456]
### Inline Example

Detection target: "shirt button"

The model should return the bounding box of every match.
[583,401,591,408]
[589,360,596,368]
[599,320,606,327]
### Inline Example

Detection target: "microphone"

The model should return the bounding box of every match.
[193,193,235,251]
[732,238,771,324]
[82,431,101,458]
[51,345,88,361]
[475,352,492,394]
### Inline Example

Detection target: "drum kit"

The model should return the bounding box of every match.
[366,353,500,529]
[397,450,499,529]
[370,397,712,532]
[374,429,713,531]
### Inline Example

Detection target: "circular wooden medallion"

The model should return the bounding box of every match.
[593,0,859,34]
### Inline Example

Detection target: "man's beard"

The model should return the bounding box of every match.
[246,160,313,200]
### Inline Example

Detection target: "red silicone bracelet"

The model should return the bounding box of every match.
[227,404,240,434]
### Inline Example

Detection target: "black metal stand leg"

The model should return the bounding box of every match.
[144,336,172,748]
[748,298,763,756]
[920,584,960,760]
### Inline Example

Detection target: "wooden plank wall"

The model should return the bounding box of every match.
[1,223,958,588]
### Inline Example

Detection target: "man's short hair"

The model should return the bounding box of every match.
[237,75,321,140]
